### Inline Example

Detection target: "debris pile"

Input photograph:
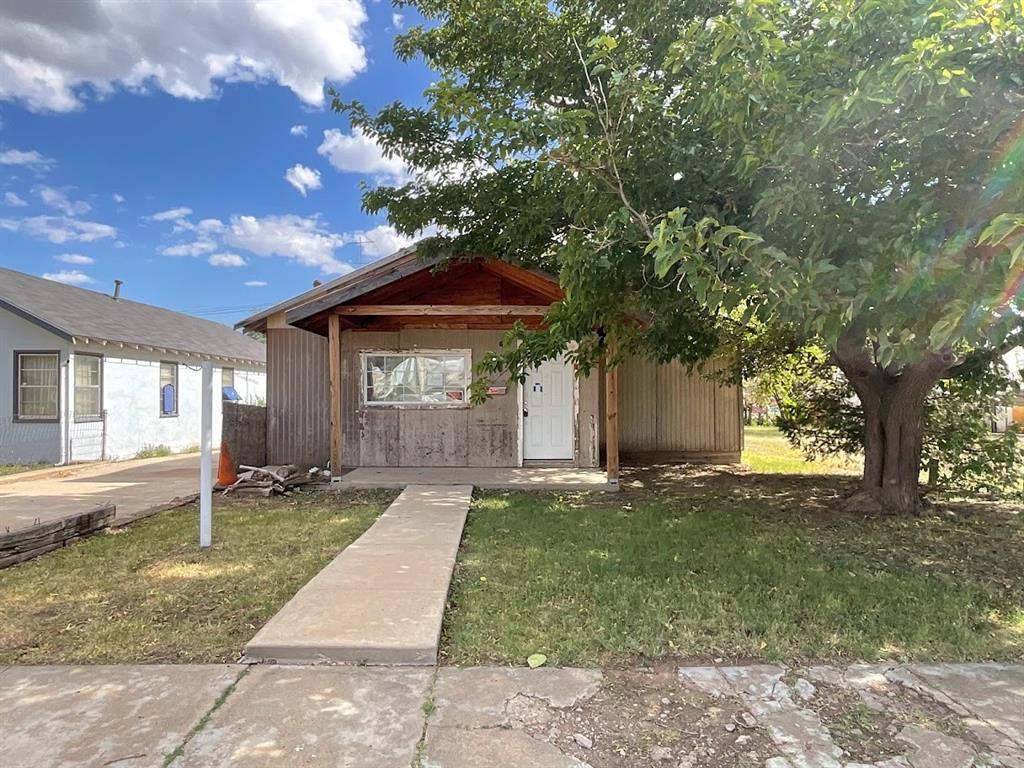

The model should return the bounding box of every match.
[219,464,326,497]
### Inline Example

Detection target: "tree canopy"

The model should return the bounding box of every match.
[341,0,1024,513]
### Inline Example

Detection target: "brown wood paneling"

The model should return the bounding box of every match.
[266,328,330,467]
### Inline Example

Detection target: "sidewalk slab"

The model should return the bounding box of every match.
[173,666,432,768]
[245,485,472,665]
[0,665,240,768]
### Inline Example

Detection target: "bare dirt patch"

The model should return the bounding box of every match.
[519,665,774,767]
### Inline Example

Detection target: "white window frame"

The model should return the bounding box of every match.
[159,361,178,417]
[360,349,471,408]
[73,353,103,422]
[14,351,60,423]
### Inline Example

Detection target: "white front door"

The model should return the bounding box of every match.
[523,355,574,460]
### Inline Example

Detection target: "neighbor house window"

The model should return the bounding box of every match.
[362,351,470,406]
[159,361,178,417]
[221,367,235,401]
[15,352,60,421]
[74,354,103,422]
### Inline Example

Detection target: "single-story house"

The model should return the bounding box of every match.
[0,267,266,465]
[236,248,742,482]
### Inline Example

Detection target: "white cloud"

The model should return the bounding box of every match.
[0,148,54,171]
[244,280,267,287]
[112,192,125,203]
[208,252,247,268]
[42,269,95,285]
[149,206,192,222]
[4,191,27,206]
[290,124,308,137]
[197,218,225,234]
[392,13,404,30]
[350,224,417,258]
[0,1,368,113]
[284,164,322,196]
[36,185,91,216]
[161,239,217,257]
[226,213,352,274]
[56,253,94,265]
[0,215,115,243]
[317,127,411,184]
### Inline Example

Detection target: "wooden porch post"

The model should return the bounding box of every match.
[328,314,343,478]
[605,340,620,486]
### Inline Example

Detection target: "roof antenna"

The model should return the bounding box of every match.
[113,279,123,299]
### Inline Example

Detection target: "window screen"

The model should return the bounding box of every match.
[362,352,469,405]
[160,361,178,416]
[74,355,102,421]
[16,352,59,420]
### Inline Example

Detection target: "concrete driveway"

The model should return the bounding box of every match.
[0,454,202,533]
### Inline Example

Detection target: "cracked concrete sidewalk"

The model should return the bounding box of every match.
[0,662,1021,768]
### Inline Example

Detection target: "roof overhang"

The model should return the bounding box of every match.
[0,298,73,340]
[235,245,422,333]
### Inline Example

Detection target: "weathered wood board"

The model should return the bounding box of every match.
[0,503,115,569]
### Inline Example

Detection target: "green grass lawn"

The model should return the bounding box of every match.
[742,424,861,475]
[0,491,393,664]
[442,478,1023,667]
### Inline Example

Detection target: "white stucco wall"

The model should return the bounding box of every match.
[73,342,266,461]
[0,308,69,464]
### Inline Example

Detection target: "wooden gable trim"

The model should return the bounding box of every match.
[480,261,563,302]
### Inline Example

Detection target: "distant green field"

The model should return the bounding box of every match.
[742,425,861,475]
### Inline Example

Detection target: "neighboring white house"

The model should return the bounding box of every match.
[0,267,266,465]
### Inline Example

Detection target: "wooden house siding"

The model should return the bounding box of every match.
[266,327,330,467]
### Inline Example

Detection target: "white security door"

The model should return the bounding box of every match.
[523,355,574,460]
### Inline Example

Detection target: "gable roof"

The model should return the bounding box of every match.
[235,244,563,335]
[235,246,423,333]
[0,267,266,365]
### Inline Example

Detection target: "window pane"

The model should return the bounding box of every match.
[363,352,468,405]
[160,362,177,415]
[18,353,58,419]
[74,356,102,419]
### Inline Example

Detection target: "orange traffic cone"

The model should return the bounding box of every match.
[218,441,238,487]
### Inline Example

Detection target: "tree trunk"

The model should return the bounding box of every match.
[834,337,954,515]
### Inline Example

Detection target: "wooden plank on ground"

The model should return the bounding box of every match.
[0,503,115,569]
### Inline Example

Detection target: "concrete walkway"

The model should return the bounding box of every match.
[245,485,472,665]
[335,466,613,490]
[0,453,202,532]
[1,662,1021,768]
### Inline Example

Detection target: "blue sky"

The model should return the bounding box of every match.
[0,1,433,326]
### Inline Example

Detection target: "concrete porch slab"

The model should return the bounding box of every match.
[244,485,472,665]
[333,466,614,490]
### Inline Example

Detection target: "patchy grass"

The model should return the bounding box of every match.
[0,463,47,477]
[742,425,861,475]
[442,473,1023,667]
[0,491,394,664]
[135,444,174,459]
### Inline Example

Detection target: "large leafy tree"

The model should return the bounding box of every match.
[344,0,1024,514]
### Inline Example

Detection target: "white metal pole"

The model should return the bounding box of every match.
[200,361,213,548]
